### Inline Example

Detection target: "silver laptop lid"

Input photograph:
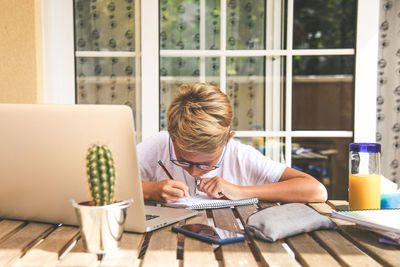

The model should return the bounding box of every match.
[0,104,147,232]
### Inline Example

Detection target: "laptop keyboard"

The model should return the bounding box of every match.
[146,214,160,221]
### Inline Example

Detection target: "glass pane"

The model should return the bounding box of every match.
[227,56,285,131]
[205,0,221,50]
[160,56,220,130]
[160,57,200,77]
[74,0,135,51]
[235,137,285,163]
[292,56,354,130]
[227,57,265,131]
[292,137,352,200]
[226,0,266,50]
[205,57,220,87]
[76,57,137,116]
[160,0,221,50]
[293,0,357,49]
[293,55,354,76]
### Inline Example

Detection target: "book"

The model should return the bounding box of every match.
[331,209,400,234]
[165,195,258,210]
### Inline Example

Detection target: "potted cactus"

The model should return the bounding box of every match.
[72,144,132,254]
[86,144,116,206]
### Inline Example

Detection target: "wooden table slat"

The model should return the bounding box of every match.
[212,208,242,233]
[235,204,258,222]
[312,201,400,266]
[312,230,381,267]
[327,200,349,211]
[339,225,400,267]
[307,202,383,266]
[141,223,179,267]
[257,202,278,209]
[0,222,54,266]
[183,211,218,267]
[13,225,79,266]
[308,202,335,215]
[286,233,342,267]
[99,232,143,267]
[56,239,99,267]
[212,208,258,267]
[254,240,302,267]
[309,202,356,226]
[0,219,26,243]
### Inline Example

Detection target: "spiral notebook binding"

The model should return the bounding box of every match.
[189,198,258,210]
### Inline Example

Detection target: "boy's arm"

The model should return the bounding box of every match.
[250,167,328,202]
[197,167,327,202]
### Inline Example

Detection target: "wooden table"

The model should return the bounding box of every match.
[1,201,399,266]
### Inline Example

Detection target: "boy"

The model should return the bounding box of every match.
[138,83,327,203]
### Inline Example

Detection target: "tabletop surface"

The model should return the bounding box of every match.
[1,200,399,266]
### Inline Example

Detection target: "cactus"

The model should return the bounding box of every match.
[86,144,116,206]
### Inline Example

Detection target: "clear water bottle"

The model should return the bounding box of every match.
[349,143,381,210]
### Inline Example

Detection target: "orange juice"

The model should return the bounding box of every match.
[349,174,381,210]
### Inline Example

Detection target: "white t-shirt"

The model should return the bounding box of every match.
[137,131,287,195]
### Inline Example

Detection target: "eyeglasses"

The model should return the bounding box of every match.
[169,135,229,171]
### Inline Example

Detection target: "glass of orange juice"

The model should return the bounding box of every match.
[349,143,381,210]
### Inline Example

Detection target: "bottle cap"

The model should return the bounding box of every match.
[349,143,381,153]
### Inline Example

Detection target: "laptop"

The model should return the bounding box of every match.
[0,104,197,233]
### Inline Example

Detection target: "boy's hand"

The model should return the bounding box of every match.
[152,180,189,203]
[197,176,243,200]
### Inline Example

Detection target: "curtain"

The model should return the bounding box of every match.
[377,0,400,186]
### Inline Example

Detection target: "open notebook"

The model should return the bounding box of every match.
[165,195,259,209]
[332,209,400,234]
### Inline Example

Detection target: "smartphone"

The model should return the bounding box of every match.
[171,223,246,244]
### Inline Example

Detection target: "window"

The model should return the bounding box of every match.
[73,0,142,139]
[43,0,380,199]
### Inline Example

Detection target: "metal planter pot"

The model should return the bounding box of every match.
[72,199,133,254]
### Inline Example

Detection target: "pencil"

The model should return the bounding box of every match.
[157,160,175,180]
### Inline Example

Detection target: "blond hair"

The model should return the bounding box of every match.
[167,83,232,153]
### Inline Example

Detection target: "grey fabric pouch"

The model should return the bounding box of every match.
[246,203,336,242]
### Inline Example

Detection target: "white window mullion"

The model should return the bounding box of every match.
[273,0,283,51]
[354,0,380,142]
[265,0,273,133]
[199,57,206,83]
[266,0,274,50]
[285,0,294,166]
[160,49,354,57]
[234,130,353,138]
[75,51,136,57]
[134,0,142,141]
[292,49,354,55]
[292,131,353,137]
[42,0,75,104]
[220,0,227,93]
[199,0,206,83]
[272,0,283,162]
[141,0,159,140]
